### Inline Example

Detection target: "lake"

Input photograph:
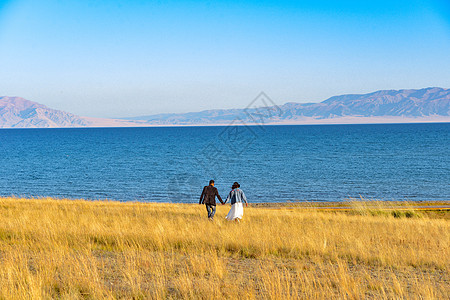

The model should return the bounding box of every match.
[0,123,448,203]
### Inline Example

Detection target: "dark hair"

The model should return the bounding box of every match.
[209,180,215,185]
[231,182,240,189]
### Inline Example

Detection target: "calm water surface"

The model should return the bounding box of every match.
[0,123,448,203]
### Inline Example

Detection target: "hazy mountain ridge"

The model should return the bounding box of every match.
[126,87,450,125]
[1,88,449,128]
[279,87,450,119]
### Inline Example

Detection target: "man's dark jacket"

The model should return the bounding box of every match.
[199,185,223,206]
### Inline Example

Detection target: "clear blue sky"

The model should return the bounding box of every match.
[1,0,449,118]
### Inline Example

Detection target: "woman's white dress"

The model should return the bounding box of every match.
[225,202,244,220]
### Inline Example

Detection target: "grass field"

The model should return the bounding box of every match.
[0,197,448,299]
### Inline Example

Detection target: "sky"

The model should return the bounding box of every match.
[0,0,449,118]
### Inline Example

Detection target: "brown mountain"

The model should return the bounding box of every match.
[0,97,91,128]
[0,96,146,128]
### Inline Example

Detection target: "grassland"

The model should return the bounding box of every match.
[0,197,448,299]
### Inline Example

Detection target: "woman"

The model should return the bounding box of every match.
[224,182,248,221]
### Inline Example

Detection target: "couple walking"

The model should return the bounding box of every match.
[199,180,248,221]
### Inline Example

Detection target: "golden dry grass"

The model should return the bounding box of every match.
[0,197,448,299]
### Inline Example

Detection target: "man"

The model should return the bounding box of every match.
[199,180,224,220]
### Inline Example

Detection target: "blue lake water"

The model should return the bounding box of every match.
[0,123,448,203]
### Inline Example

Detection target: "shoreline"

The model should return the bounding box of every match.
[2,196,449,209]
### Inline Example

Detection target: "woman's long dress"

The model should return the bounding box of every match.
[225,202,244,220]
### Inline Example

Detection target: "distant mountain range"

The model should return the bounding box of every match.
[1,87,449,128]
[125,87,450,125]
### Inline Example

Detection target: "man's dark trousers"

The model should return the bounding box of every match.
[206,204,216,219]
